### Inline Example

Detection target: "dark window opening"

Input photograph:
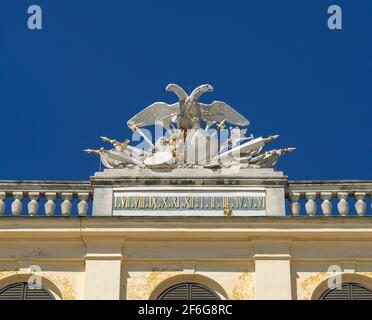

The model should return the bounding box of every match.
[157,282,220,300]
[320,282,372,300]
[0,282,55,300]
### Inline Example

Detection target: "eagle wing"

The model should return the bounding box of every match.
[127,102,180,128]
[199,101,250,126]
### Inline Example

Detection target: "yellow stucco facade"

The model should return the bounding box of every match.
[1,216,372,300]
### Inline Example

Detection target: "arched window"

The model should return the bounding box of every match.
[320,282,372,300]
[157,282,220,300]
[0,282,54,300]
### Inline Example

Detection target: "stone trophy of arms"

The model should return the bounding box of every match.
[85,83,295,169]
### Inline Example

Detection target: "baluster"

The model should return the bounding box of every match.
[305,192,317,216]
[78,193,89,216]
[0,192,5,215]
[289,192,300,216]
[337,192,349,216]
[27,192,40,216]
[320,192,332,216]
[61,192,73,216]
[45,192,56,216]
[11,192,23,216]
[354,192,366,216]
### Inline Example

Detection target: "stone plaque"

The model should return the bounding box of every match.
[112,189,266,216]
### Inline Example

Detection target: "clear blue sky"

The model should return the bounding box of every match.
[0,0,371,180]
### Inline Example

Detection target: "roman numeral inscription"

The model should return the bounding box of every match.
[113,194,265,211]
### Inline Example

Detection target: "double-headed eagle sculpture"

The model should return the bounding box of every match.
[85,83,295,169]
[127,83,249,131]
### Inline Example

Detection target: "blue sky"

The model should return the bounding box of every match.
[0,0,371,180]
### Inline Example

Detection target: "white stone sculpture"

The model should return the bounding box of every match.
[84,83,295,169]
[127,83,250,130]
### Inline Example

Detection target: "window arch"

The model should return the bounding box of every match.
[320,282,372,300]
[0,282,55,300]
[157,282,220,300]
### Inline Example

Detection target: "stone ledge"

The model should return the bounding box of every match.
[91,168,287,187]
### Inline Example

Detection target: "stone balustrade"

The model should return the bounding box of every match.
[0,179,371,217]
[0,181,93,216]
[286,180,372,216]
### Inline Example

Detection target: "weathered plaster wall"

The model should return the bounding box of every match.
[293,263,372,300]
[0,265,85,300]
[1,217,372,300]
[124,262,255,300]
